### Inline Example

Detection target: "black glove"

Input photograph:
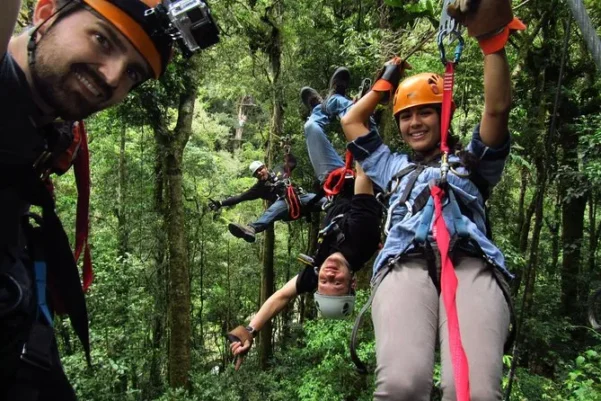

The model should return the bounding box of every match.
[208,198,221,211]
[372,58,411,104]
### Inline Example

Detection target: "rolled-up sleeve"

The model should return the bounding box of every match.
[347,129,409,190]
[467,124,511,187]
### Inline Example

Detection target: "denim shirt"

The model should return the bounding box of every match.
[348,124,512,277]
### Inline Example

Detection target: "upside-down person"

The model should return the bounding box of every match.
[227,163,381,370]
[0,0,218,399]
[340,1,524,400]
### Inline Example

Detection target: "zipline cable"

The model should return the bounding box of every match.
[564,0,601,71]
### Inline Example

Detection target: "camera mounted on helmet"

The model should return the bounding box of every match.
[143,0,220,58]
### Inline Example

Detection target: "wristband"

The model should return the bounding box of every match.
[245,325,258,338]
[478,17,526,55]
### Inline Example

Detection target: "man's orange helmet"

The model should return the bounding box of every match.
[82,0,173,79]
[392,73,456,116]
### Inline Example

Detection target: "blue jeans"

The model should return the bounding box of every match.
[304,94,377,182]
[250,194,326,232]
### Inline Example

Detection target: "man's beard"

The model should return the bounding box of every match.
[30,35,112,120]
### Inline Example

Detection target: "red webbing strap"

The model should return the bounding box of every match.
[435,60,470,401]
[286,185,301,220]
[431,185,470,401]
[440,62,455,154]
[72,121,93,291]
[323,150,354,197]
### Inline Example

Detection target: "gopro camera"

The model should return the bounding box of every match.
[145,0,220,57]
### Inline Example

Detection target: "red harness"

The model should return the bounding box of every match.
[71,121,93,291]
[323,150,354,197]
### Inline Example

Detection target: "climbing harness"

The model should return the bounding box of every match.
[0,119,94,399]
[279,136,303,220]
[323,150,355,198]
[285,184,302,220]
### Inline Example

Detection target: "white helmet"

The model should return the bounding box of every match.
[249,161,264,175]
[314,293,356,319]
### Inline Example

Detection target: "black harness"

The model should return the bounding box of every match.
[0,166,91,400]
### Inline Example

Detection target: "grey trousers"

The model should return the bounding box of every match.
[372,255,510,401]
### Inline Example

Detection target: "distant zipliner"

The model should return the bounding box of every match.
[226,68,382,370]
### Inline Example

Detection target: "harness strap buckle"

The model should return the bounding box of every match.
[20,323,54,372]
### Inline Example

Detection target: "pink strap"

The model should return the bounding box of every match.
[432,186,470,401]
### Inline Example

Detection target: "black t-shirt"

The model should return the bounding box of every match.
[1,52,48,249]
[295,194,381,294]
[0,52,50,166]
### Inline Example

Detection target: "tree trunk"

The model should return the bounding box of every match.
[165,89,197,388]
[256,0,284,371]
[280,224,293,347]
[117,125,129,257]
[259,224,275,370]
[559,126,588,320]
[144,135,168,400]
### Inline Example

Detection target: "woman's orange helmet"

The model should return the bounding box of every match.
[82,0,173,79]
[392,73,456,116]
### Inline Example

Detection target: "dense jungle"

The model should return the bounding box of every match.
[15,0,601,399]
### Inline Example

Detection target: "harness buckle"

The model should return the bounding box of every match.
[20,323,54,371]
[33,151,53,180]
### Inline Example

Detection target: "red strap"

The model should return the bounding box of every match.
[323,150,354,197]
[286,185,301,220]
[72,121,93,292]
[431,185,470,401]
[440,62,455,154]
[435,61,470,401]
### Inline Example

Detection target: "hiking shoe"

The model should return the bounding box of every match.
[322,67,351,115]
[228,223,256,243]
[300,87,323,111]
[327,67,351,97]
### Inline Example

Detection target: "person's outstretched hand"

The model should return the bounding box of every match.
[227,326,254,371]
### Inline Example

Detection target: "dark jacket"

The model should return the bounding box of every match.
[221,171,288,206]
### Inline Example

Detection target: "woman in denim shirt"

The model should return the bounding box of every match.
[340,11,525,401]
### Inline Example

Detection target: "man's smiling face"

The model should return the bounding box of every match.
[31,3,151,120]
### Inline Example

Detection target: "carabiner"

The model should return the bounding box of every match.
[437,0,465,65]
[440,152,450,182]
